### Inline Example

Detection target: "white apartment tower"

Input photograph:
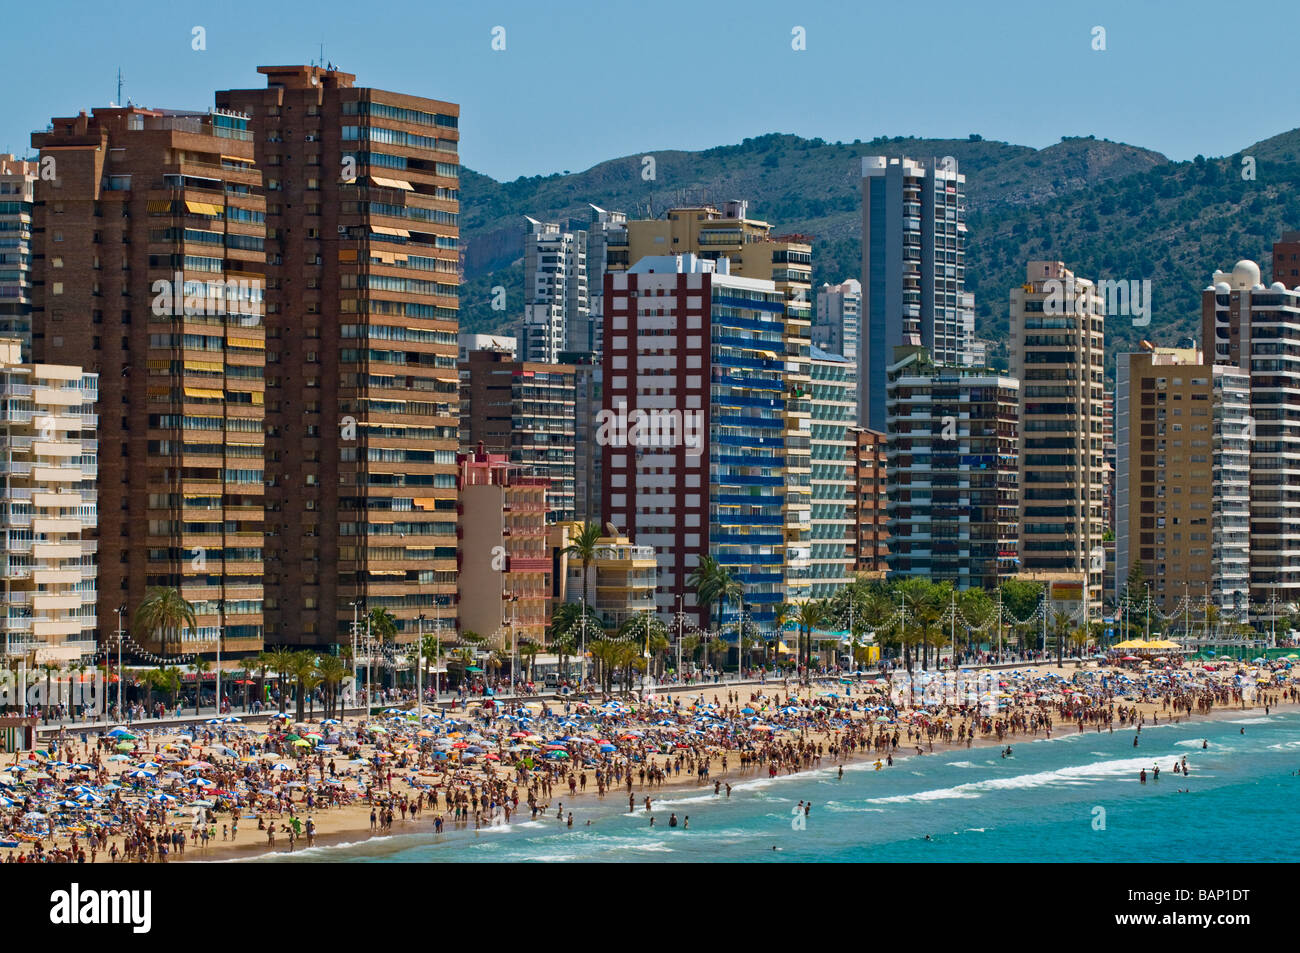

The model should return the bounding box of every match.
[814,279,860,362]
[522,217,589,363]
[585,204,628,357]
[0,339,98,664]
[1202,258,1300,607]
[809,346,857,597]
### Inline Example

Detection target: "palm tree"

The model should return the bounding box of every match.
[191,657,212,715]
[41,663,56,716]
[316,654,347,718]
[770,602,793,668]
[687,555,724,629]
[134,587,197,655]
[648,631,671,677]
[1069,627,1090,667]
[158,666,182,711]
[139,668,162,713]
[366,607,398,692]
[795,601,825,686]
[680,634,701,674]
[587,640,615,694]
[289,652,320,723]
[861,588,895,667]
[707,636,728,673]
[452,647,476,687]
[617,641,646,695]
[957,587,994,666]
[549,601,598,678]
[252,652,272,710]
[550,627,578,682]
[519,641,540,682]
[265,648,298,714]
[718,568,744,669]
[1052,610,1072,667]
[564,521,604,612]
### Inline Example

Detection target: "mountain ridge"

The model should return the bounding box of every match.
[457,128,1300,368]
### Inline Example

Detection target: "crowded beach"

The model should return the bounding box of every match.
[2,651,1297,863]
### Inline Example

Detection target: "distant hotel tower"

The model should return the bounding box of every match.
[860,156,974,433]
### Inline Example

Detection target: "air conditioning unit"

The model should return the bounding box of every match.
[337,225,348,235]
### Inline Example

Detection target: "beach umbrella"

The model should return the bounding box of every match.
[126,769,156,779]
[114,743,134,752]
[107,728,135,739]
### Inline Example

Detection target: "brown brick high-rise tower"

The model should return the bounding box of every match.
[31,106,267,656]
[218,66,460,648]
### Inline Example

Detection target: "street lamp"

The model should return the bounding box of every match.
[415,612,425,720]
[116,604,127,718]
[580,594,589,688]
[349,599,362,714]
[215,597,224,716]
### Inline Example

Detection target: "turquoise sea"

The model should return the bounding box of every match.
[248,710,1300,863]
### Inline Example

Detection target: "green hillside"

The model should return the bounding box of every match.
[458,129,1300,373]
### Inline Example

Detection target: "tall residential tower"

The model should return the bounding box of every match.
[218,65,461,646]
[860,156,973,432]
[1009,261,1107,616]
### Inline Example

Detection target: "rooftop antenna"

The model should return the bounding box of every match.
[116,68,123,107]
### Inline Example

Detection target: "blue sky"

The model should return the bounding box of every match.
[2,0,1295,181]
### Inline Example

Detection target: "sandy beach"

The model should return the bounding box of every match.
[3,659,1294,864]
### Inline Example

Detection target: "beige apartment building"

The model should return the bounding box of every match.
[1009,261,1106,616]
[0,339,97,663]
[1115,345,1251,614]
[455,448,550,651]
